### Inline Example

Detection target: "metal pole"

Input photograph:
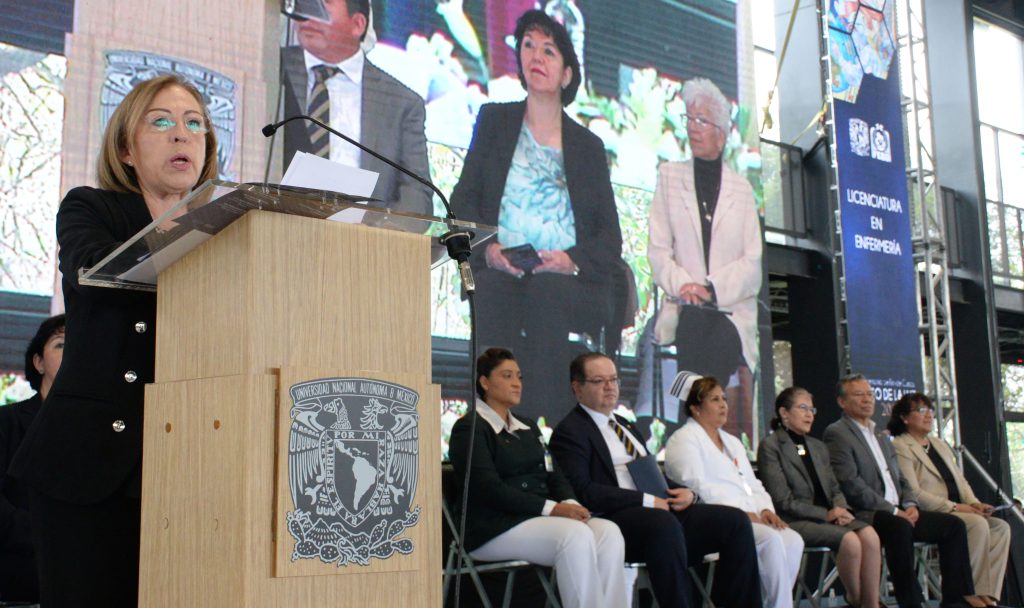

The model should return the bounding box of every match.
[959,445,1024,525]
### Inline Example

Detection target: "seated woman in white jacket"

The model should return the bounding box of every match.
[664,375,804,608]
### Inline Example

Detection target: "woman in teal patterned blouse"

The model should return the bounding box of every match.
[451,10,622,419]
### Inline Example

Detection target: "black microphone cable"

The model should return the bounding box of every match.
[451,286,477,608]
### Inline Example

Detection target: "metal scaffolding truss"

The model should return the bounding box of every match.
[816,3,851,379]
[896,0,961,447]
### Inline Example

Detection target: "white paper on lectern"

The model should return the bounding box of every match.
[282,152,378,224]
[281,151,379,198]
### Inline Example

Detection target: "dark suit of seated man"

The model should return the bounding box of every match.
[549,352,762,608]
[824,374,979,608]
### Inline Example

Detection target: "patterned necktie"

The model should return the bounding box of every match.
[609,419,638,457]
[308,65,340,158]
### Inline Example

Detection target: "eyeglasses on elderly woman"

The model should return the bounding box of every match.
[683,113,722,131]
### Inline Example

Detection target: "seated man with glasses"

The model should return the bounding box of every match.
[824,374,986,608]
[549,352,762,608]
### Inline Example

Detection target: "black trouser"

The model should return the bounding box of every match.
[30,488,141,608]
[474,269,579,421]
[606,503,762,608]
[0,540,38,603]
[871,509,974,607]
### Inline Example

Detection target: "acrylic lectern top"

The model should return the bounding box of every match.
[78,180,495,291]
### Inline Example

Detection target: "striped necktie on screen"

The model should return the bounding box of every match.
[308,65,339,158]
[609,419,638,457]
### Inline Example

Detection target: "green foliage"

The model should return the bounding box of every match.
[1001,365,1024,496]
[646,417,666,456]
[1007,422,1024,498]
[0,374,31,405]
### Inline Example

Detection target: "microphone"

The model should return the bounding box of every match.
[262,115,475,287]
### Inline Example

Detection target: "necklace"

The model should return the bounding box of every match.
[921,441,931,453]
[700,199,713,222]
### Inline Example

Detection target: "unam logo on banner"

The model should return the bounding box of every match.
[870,123,892,162]
[848,118,890,163]
[849,118,870,157]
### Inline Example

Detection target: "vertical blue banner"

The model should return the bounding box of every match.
[827,1,922,415]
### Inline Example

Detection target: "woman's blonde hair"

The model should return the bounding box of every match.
[97,75,218,193]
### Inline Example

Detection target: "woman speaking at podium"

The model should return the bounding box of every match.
[11,75,218,607]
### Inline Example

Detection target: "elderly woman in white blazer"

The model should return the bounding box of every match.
[664,376,804,608]
[647,77,762,439]
[889,393,1010,607]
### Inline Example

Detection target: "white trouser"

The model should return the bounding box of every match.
[751,522,804,608]
[470,516,627,608]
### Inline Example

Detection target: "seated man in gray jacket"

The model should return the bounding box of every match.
[824,374,985,608]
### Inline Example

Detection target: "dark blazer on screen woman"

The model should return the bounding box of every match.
[450,101,622,279]
[11,187,156,504]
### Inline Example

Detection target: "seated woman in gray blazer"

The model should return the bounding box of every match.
[757,387,881,608]
[890,393,1010,607]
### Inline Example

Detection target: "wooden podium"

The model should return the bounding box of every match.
[128,205,445,606]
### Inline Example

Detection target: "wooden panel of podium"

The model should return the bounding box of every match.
[138,211,441,607]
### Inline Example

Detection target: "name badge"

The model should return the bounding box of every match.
[732,456,754,495]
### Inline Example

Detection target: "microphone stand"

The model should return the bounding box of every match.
[262,115,480,607]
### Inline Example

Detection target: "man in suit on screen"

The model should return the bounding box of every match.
[281,0,432,216]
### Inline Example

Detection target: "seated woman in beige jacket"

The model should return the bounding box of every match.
[889,392,1010,607]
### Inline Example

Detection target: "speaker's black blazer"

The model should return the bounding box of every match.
[11,187,156,504]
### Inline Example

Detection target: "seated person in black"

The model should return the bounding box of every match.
[0,314,65,603]
[448,347,626,608]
